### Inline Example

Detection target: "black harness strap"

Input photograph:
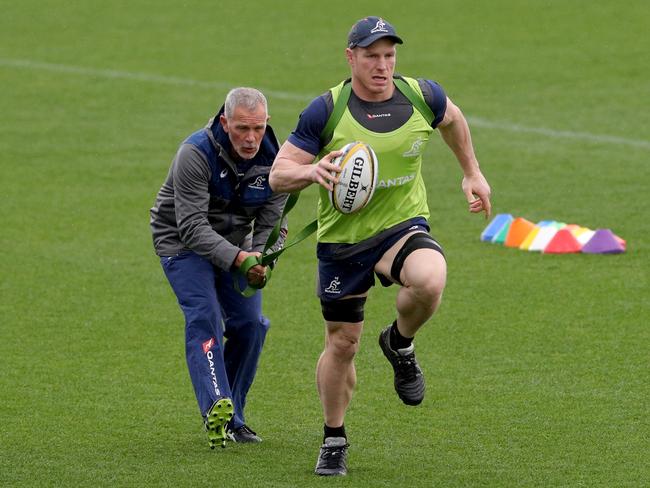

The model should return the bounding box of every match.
[390,233,445,284]
[320,296,367,323]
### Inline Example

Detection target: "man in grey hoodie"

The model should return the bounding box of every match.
[150,87,287,448]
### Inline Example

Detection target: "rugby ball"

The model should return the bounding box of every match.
[329,141,378,214]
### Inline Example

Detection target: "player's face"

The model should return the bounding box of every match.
[220,104,268,160]
[347,38,397,101]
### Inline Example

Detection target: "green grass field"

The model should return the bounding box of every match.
[1,1,648,486]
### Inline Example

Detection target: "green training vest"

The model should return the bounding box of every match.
[317,76,435,243]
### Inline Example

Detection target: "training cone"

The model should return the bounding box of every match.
[481,214,513,242]
[576,229,596,246]
[492,219,512,244]
[519,225,541,250]
[543,228,582,254]
[564,224,581,235]
[504,217,536,248]
[570,226,588,237]
[614,234,627,250]
[582,229,625,254]
[528,224,561,252]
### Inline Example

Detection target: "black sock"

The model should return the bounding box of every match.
[324,423,346,441]
[390,320,413,350]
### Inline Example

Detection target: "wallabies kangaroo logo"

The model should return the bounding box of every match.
[325,277,342,294]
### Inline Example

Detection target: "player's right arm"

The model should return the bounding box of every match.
[270,141,342,193]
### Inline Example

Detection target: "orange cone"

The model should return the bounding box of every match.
[504,217,536,248]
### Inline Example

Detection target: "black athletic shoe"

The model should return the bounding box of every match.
[226,423,262,443]
[314,437,349,476]
[379,325,425,405]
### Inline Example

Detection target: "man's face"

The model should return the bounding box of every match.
[346,38,396,100]
[220,103,268,160]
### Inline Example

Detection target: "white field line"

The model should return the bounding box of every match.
[466,116,650,149]
[0,58,309,102]
[2,57,649,150]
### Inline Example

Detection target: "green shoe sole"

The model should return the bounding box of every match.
[205,398,234,449]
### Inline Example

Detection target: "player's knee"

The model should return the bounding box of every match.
[419,279,445,307]
[416,269,446,295]
[406,269,446,309]
[327,330,360,360]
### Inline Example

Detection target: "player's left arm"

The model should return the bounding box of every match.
[437,97,492,218]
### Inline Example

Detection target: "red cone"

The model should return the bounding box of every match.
[543,228,582,254]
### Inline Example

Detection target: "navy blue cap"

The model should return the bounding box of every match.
[347,16,403,48]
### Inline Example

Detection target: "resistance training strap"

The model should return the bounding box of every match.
[392,77,435,125]
[320,80,352,145]
[235,192,317,297]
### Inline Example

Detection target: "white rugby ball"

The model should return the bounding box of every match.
[329,141,378,214]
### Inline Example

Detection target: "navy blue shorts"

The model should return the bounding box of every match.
[317,217,442,301]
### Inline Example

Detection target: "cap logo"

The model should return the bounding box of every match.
[370,18,389,34]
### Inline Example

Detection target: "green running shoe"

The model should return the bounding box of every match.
[204,398,234,449]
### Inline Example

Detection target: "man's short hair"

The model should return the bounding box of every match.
[224,87,267,118]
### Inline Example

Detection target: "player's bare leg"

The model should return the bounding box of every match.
[375,231,447,336]
[314,320,361,476]
[316,321,363,427]
[375,232,447,405]
[395,249,446,335]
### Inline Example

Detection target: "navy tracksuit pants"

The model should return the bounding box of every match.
[161,251,269,429]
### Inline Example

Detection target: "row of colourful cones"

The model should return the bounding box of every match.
[481,214,626,254]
